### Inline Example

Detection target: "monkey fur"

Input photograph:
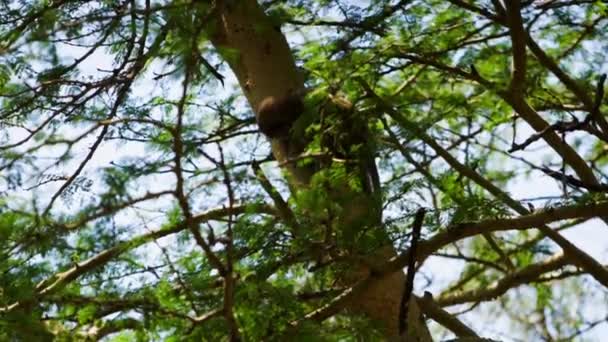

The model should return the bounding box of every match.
[256,91,379,195]
[256,91,304,138]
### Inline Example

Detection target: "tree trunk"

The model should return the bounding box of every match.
[206,1,431,339]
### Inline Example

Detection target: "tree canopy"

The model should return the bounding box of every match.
[1,0,608,341]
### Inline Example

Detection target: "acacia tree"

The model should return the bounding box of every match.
[1,0,608,341]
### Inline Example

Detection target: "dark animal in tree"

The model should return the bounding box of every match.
[256,92,304,138]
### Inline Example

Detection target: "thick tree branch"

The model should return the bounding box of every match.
[386,51,599,187]
[448,0,608,135]
[363,79,608,295]
[289,200,608,339]
[207,1,429,338]
[505,1,528,96]
[417,293,480,339]
[383,201,608,276]
[437,253,568,306]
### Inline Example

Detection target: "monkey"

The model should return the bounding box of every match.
[256,90,380,200]
[319,94,381,199]
[256,88,355,139]
[255,90,304,139]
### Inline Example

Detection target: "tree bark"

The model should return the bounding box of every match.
[206,0,431,339]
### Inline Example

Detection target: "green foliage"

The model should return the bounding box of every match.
[1,0,607,340]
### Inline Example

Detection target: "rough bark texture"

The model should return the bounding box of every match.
[207,0,311,186]
[207,0,431,339]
